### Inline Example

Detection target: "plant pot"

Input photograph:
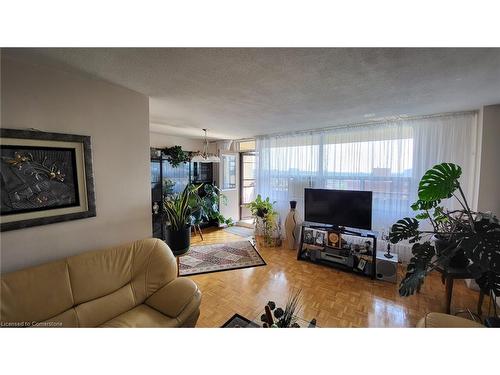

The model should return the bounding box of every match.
[165,225,191,256]
[254,216,265,236]
[263,215,281,247]
[434,237,469,269]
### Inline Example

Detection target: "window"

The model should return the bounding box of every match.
[256,112,478,233]
[238,139,256,151]
[221,154,237,190]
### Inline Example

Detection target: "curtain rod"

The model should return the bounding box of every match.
[255,110,478,139]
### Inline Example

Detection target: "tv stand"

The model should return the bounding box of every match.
[297,223,377,279]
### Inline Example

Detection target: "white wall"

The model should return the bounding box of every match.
[150,132,204,151]
[477,104,500,215]
[1,55,151,273]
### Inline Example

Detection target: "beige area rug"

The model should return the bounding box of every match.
[178,240,266,276]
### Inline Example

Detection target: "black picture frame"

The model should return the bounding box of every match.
[221,313,260,328]
[0,129,96,231]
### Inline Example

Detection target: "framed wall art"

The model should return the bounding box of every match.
[0,129,96,231]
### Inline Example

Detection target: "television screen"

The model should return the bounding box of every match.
[304,188,372,230]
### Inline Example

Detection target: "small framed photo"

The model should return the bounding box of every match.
[357,258,367,271]
[314,229,327,246]
[327,230,342,248]
[303,228,314,244]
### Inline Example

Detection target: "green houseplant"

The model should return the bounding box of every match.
[247,195,279,246]
[163,184,201,255]
[162,178,176,196]
[389,163,500,316]
[162,145,190,167]
[187,183,233,227]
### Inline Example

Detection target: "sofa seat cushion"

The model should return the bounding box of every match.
[99,304,178,328]
[416,312,484,328]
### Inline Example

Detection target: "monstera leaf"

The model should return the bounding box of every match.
[432,206,448,224]
[418,163,462,202]
[411,199,441,211]
[459,217,500,296]
[399,242,435,297]
[474,271,500,298]
[415,212,430,220]
[389,218,421,244]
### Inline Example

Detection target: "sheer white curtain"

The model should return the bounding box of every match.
[256,112,479,239]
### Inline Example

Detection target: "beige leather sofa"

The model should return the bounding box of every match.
[1,238,201,327]
[416,312,484,328]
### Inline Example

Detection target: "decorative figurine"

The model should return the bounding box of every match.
[381,230,394,258]
[384,242,394,259]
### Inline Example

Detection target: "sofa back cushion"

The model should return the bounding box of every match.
[1,238,177,327]
[1,260,74,325]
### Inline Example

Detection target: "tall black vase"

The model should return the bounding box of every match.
[165,225,191,256]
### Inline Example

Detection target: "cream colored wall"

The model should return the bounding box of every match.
[1,55,151,274]
[477,104,500,216]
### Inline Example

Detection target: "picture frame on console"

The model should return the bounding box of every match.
[0,129,96,231]
[357,258,367,271]
[303,228,314,244]
[314,230,326,246]
[327,230,342,248]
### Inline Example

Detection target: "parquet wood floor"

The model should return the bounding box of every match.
[189,227,489,327]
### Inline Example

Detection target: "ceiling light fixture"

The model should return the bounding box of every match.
[191,129,220,163]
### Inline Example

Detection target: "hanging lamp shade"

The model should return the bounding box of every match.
[191,129,220,163]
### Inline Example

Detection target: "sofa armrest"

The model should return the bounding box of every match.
[145,278,201,320]
[416,312,484,328]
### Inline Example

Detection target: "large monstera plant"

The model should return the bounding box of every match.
[389,163,500,314]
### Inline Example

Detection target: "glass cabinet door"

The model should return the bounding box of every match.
[162,161,190,195]
[191,162,213,183]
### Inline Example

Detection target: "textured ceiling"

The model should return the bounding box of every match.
[5,48,500,140]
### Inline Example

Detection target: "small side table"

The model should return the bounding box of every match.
[172,247,190,277]
[435,266,476,315]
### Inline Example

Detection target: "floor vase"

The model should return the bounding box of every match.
[284,201,300,249]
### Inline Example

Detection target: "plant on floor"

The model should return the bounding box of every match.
[188,183,233,227]
[163,184,202,255]
[260,289,304,327]
[247,194,279,245]
[164,184,201,230]
[389,163,500,316]
[162,145,190,167]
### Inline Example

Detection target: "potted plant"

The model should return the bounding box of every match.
[247,195,280,246]
[188,183,233,228]
[389,163,500,318]
[163,184,201,255]
[162,178,176,196]
[260,289,305,328]
[162,145,190,167]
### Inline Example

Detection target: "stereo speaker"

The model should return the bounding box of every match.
[376,252,398,283]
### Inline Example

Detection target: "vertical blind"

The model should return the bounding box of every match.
[256,112,479,239]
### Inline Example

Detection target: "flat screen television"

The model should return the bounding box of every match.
[304,188,372,230]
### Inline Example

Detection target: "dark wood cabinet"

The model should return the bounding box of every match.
[150,150,215,239]
[190,161,213,184]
